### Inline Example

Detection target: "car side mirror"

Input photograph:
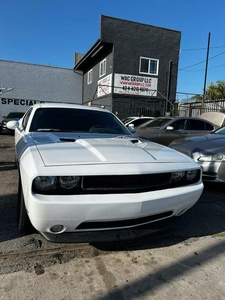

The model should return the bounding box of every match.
[7,120,19,130]
[128,124,136,133]
[166,125,174,131]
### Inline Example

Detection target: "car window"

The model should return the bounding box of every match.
[122,117,135,124]
[131,118,152,127]
[29,108,130,135]
[22,108,33,130]
[140,118,172,128]
[170,119,186,130]
[186,119,211,130]
[204,122,214,130]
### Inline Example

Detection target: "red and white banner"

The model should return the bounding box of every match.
[97,74,112,97]
[114,73,158,96]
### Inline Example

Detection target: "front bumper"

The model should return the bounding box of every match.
[198,161,225,183]
[26,182,204,242]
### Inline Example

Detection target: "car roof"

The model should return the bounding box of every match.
[154,115,217,123]
[30,102,110,113]
[123,116,154,121]
[128,116,154,119]
[173,115,219,128]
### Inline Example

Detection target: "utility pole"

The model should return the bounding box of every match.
[202,32,211,108]
[166,60,173,115]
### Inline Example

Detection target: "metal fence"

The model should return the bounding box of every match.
[177,99,225,117]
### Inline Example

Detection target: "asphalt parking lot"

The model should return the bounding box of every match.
[1,134,225,299]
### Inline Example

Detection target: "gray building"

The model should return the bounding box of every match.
[75,15,181,119]
[0,15,181,122]
[0,60,82,121]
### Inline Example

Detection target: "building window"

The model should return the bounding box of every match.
[139,57,159,75]
[87,69,93,84]
[99,58,106,77]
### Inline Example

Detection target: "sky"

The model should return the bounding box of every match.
[1,0,225,101]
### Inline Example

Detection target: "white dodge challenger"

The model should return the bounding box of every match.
[7,103,203,242]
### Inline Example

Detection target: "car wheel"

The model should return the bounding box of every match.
[17,178,33,232]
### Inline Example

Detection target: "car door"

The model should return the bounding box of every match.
[186,119,214,137]
[158,119,189,146]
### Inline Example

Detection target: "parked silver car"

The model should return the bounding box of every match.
[169,126,225,183]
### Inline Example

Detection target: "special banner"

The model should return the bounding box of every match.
[114,73,158,96]
[97,74,112,97]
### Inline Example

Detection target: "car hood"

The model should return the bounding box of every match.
[169,133,225,152]
[30,132,190,166]
[199,112,225,127]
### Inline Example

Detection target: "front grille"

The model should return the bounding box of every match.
[202,172,217,180]
[76,211,173,230]
[82,173,171,193]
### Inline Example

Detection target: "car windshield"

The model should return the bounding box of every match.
[7,112,24,119]
[121,117,135,124]
[29,107,131,135]
[139,117,173,129]
[212,126,225,135]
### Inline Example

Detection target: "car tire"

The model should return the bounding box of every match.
[17,177,33,233]
[15,157,18,169]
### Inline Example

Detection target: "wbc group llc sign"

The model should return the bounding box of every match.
[114,73,158,96]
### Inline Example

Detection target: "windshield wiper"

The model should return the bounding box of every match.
[37,129,61,132]
[36,129,79,132]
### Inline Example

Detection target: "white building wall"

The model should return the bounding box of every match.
[0,60,82,120]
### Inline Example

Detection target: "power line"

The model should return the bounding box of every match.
[181,45,225,51]
[179,50,225,70]
[180,62,225,72]
[208,62,225,69]
[177,91,202,96]
[179,59,206,70]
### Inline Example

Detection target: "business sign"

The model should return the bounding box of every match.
[114,73,158,96]
[1,98,45,106]
[97,74,112,97]
[0,98,46,121]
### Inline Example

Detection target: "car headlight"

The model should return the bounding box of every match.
[171,169,199,184]
[171,171,185,182]
[186,170,198,181]
[33,176,81,194]
[198,153,225,162]
[34,176,57,191]
[59,176,80,189]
